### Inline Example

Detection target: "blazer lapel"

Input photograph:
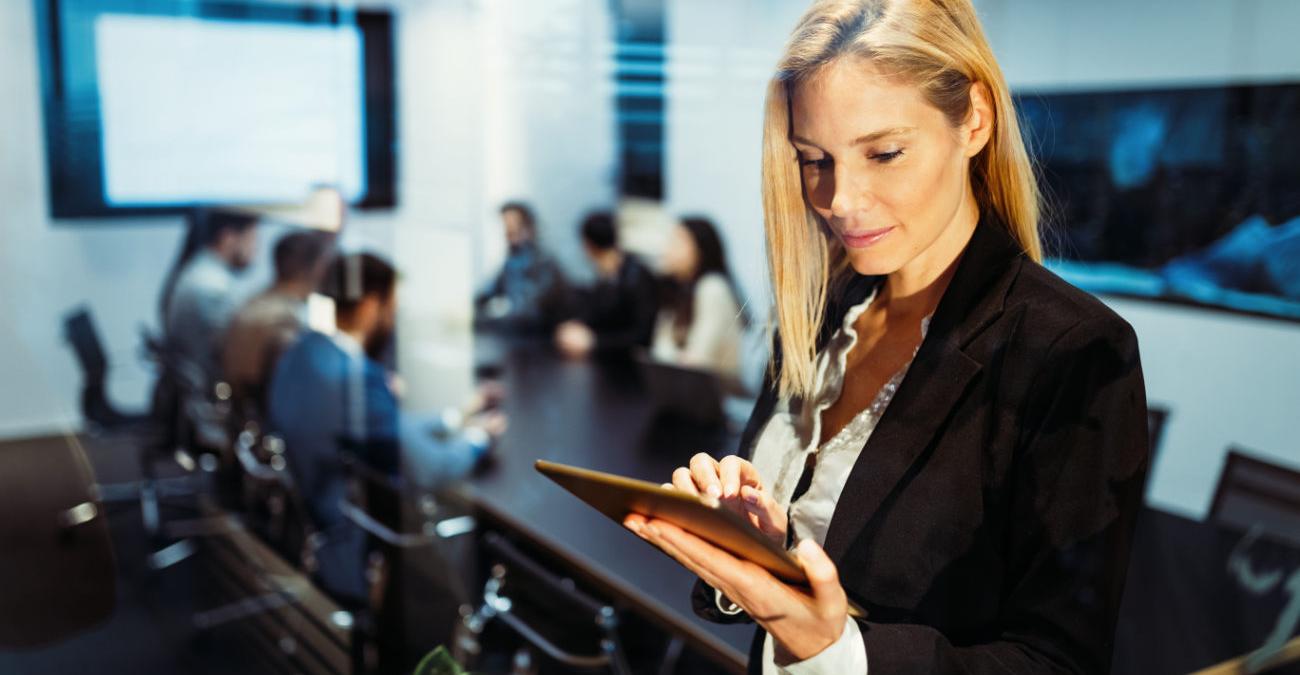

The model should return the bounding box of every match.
[822,218,1027,563]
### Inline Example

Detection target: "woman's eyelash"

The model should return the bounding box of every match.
[798,150,902,167]
[799,156,832,169]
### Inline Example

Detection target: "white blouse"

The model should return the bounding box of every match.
[740,286,931,674]
[650,273,744,380]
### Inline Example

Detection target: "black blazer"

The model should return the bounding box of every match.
[693,217,1149,674]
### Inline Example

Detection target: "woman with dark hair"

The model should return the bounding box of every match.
[652,216,748,380]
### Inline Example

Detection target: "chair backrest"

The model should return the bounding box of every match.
[63,307,108,381]
[1146,406,1169,461]
[336,438,410,537]
[1142,406,1171,497]
[1209,448,1300,546]
[0,436,115,647]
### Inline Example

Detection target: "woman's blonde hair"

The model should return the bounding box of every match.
[763,0,1042,398]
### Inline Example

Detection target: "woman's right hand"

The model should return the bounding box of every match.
[668,453,787,545]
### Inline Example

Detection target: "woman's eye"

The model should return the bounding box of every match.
[871,149,904,163]
[799,156,832,170]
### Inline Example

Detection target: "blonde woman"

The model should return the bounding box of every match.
[624,1,1149,672]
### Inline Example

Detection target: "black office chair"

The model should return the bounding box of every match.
[1143,405,1170,497]
[455,532,632,675]
[334,440,479,673]
[60,308,218,560]
[1209,448,1300,547]
[1146,406,1169,460]
[122,334,251,578]
[0,435,115,648]
[62,306,149,431]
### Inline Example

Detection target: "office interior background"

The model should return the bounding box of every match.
[1,0,1298,674]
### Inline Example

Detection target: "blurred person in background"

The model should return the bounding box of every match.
[554,211,659,357]
[476,201,570,334]
[160,208,260,376]
[651,216,749,381]
[222,229,335,416]
[156,207,260,447]
[267,252,503,602]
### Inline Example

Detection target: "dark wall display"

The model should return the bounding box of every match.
[1017,82,1300,321]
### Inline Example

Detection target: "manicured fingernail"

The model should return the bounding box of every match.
[645,524,660,537]
[706,485,721,499]
[744,490,760,503]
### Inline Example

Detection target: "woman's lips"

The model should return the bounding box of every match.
[840,226,894,249]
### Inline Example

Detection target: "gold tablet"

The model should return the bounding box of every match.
[535,459,866,618]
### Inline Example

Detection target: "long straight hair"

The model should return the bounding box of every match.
[667,216,749,343]
[762,0,1043,398]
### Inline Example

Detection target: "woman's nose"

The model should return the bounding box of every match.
[830,167,874,220]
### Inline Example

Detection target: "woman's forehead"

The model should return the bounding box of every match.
[790,59,935,145]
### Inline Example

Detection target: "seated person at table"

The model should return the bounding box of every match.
[555,211,659,357]
[476,201,570,334]
[222,230,335,416]
[651,216,748,381]
[267,252,503,601]
[158,207,260,446]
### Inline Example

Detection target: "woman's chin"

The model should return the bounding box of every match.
[845,251,900,278]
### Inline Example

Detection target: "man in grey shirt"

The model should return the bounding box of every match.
[161,208,259,446]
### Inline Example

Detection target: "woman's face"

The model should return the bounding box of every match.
[661,223,700,281]
[790,57,989,278]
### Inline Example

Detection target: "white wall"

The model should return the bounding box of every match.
[0,0,184,438]
[475,0,618,284]
[0,0,616,436]
[664,0,1300,519]
[977,0,1300,91]
[663,0,809,322]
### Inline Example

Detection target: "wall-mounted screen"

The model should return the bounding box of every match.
[36,0,396,218]
[1019,82,1300,322]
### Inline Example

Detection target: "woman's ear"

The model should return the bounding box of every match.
[963,81,994,158]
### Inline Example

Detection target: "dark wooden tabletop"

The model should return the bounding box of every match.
[451,336,1300,675]
[449,334,755,672]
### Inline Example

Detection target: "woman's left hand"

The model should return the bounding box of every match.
[623,512,849,662]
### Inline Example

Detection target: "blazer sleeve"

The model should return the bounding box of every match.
[856,315,1150,674]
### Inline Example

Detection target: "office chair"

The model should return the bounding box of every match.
[62,306,149,431]
[1204,449,1300,674]
[217,433,475,674]
[60,307,219,564]
[120,334,250,579]
[456,531,632,675]
[1209,448,1300,547]
[334,440,479,673]
[1147,406,1169,461]
[183,424,321,629]
[0,435,115,648]
[1143,405,1170,497]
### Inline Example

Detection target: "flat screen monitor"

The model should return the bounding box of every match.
[1017,82,1300,322]
[35,0,396,218]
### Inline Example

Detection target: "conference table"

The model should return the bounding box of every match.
[450,333,755,672]
[450,331,1300,675]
